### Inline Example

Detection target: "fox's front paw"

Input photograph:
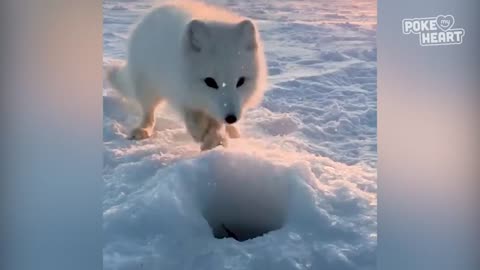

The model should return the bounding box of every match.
[201,129,228,151]
[129,128,152,140]
[225,125,240,139]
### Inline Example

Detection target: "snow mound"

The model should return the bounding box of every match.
[198,153,289,241]
[104,141,376,270]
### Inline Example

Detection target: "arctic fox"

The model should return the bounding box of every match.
[107,1,267,150]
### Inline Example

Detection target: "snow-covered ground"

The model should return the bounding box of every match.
[103,0,377,269]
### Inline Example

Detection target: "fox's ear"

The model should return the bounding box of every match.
[237,20,257,51]
[187,20,210,52]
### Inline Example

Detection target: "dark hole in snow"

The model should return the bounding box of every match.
[206,205,286,241]
[199,159,290,242]
[210,221,281,242]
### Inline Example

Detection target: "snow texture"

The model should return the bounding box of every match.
[103,0,377,269]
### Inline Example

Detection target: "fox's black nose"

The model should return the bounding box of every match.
[225,114,237,124]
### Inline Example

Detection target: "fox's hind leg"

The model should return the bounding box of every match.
[129,98,162,140]
[128,72,164,140]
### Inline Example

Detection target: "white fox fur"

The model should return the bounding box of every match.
[107,1,267,150]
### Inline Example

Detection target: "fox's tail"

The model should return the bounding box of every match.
[106,63,134,96]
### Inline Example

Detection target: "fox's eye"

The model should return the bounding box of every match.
[204,77,218,89]
[236,77,246,88]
